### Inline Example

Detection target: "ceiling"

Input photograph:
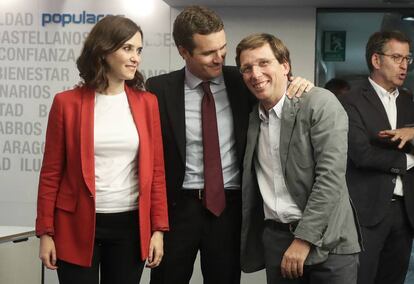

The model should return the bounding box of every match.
[163,0,414,8]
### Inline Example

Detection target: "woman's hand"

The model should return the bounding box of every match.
[39,234,58,270]
[146,231,164,268]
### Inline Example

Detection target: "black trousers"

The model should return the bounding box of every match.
[150,190,242,284]
[357,199,413,284]
[262,221,359,284]
[57,210,145,284]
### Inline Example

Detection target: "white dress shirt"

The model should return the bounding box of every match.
[254,94,302,223]
[182,68,240,190]
[369,77,414,196]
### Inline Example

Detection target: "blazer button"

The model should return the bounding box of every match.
[390,168,399,174]
[392,178,396,184]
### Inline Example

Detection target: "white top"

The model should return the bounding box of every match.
[182,68,240,190]
[94,91,139,213]
[255,94,302,223]
[369,77,414,196]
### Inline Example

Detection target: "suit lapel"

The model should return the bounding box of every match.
[165,69,186,164]
[244,106,261,207]
[280,96,300,175]
[396,93,408,128]
[223,67,240,133]
[125,86,144,152]
[245,106,260,167]
[223,67,246,163]
[361,81,391,129]
[126,87,150,191]
[80,87,95,196]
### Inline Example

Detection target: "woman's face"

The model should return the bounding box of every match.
[104,32,143,84]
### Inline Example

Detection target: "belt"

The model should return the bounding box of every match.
[181,189,240,200]
[264,219,299,232]
[391,194,404,202]
[182,189,203,200]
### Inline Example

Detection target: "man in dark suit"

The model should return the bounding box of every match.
[146,5,313,284]
[341,30,414,284]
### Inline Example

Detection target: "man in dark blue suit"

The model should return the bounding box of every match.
[341,30,414,284]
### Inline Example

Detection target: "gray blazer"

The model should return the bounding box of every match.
[240,87,361,273]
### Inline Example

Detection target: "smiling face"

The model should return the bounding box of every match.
[371,39,410,91]
[105,31,143,85]
[179,29,226,81]
[239,43,290,110]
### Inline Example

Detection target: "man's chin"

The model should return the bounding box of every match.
[205,69,223,79]
[250,90,267,100]
[395,80,405,87]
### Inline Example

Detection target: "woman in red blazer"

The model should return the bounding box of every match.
[36,15,169,284]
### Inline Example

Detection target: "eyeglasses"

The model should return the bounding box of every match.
[377,53,413,65]
[239,58,277,74]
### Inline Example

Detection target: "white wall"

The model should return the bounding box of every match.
[0,1,316,283]
[0,0,172,228]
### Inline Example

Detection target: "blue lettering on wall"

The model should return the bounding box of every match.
[41,11,120,27]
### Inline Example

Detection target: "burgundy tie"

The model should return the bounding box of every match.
[201,81,226,216]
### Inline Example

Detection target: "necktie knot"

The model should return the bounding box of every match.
[201,81,212,96]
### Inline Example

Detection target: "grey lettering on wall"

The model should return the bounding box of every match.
[0,12,33,26]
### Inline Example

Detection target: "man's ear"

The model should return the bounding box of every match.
[282,62,290,76]
[372,53,381,70]
[178,46,190,60]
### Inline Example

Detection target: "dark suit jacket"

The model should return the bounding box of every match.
[341,79,414,228]
[146,66,254,208]
[36,86,169,267]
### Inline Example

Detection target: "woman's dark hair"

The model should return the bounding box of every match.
[76,15,144,91]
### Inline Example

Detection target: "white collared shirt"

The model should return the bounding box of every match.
[254,94,302,223]
[369,77,414,196]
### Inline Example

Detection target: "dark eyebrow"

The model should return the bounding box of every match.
[200,43,227,55]
[123,43,143,50]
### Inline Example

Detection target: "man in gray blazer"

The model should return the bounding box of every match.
[236,33,361,284]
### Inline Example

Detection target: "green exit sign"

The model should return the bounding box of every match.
[323,31,346,62]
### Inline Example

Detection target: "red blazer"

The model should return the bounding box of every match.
[36,85,169,267]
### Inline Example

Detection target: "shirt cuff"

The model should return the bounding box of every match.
[406,153,414,170]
